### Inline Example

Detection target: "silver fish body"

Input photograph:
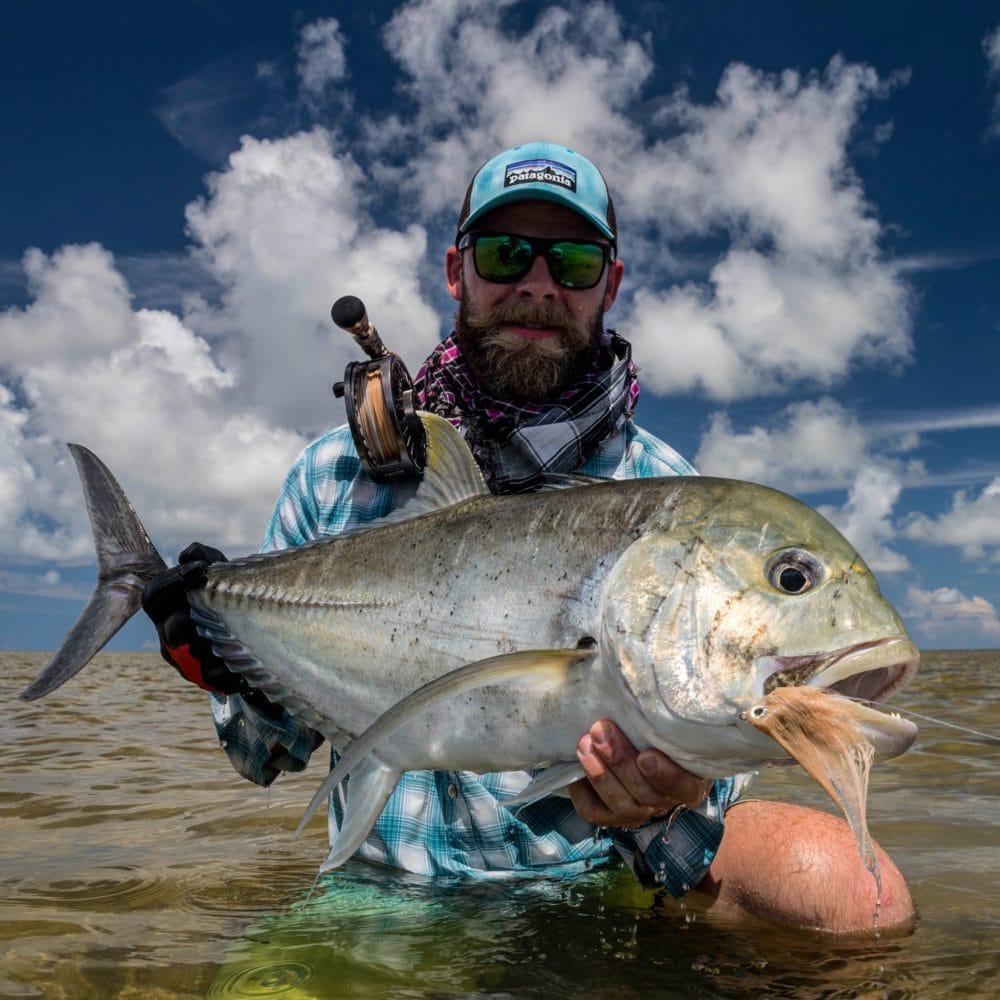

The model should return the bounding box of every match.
[21,413,919,870]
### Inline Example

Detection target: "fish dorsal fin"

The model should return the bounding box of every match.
[379,411,489,523]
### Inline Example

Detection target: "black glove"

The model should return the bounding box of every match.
[141,542,244,695]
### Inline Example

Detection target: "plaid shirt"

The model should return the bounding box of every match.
[211,420,750,894]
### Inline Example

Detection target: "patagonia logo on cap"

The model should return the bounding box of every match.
[504,158,577,192]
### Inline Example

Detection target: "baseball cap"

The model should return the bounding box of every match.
[456,141,617,246]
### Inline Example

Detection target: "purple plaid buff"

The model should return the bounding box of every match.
[414,331,640,493]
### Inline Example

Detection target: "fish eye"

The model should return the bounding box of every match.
[766,549,823,595]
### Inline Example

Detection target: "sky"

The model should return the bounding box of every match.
[1,0,998,652]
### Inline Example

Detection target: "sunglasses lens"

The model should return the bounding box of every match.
[469,235,609,288]
[547,242,607,288]
[473,235,535,281]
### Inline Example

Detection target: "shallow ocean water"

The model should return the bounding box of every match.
[1,649,997,998]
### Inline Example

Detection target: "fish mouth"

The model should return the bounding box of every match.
[763,637,918,703]
[759,637,920,761]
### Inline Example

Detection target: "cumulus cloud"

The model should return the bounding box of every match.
[0,244,134,365]
[695,397,871,491]
[817,466,910,573]
[906,586,1000,641]
[0,244,306,562]
[902,478,1000,563]
[183,128,440,431]
[621,59,912,399]
[374,0,653,216]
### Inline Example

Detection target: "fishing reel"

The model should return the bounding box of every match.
[331,295,427,482]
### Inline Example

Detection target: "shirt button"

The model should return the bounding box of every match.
[447,783,458,799]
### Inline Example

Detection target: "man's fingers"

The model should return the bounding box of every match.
[572,721,714,828]
[632,748,712,809]
[572,731,660,827]
[588,722,669,810]
[570,736,649,826]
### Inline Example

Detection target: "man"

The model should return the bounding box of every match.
[146,142,914,933]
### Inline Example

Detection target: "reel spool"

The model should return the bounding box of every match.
[331,295,427,482]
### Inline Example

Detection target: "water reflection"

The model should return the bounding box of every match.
[1,650,997,998]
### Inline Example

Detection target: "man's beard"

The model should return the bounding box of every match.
[454,293,605,402]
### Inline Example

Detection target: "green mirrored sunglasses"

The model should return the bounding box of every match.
[458,232,614,289]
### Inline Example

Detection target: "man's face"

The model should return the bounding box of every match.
[445,201,624,402]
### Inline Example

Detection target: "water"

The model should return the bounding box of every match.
[1,649,997,998]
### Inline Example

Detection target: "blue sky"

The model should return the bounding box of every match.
[1,0,998,651]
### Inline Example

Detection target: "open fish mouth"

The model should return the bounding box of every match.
[758,637,920,761]
[763,637,919,704]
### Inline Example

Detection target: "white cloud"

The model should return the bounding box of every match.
[906,585,1000,641]
[902,478,1000,563]
[297,17,349,98]
[0,568,86,602]
[0,245,306,562]
[695,397,873,491]
[184,128,441,433]
[0,244,134,365]
[373,0,653,218]
[817,466,910,573]
[621,59,912,399]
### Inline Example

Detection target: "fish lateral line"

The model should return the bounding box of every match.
[205,581,390,613]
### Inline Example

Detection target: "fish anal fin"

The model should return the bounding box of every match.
[501,761,586,808]
[318,756,402,872]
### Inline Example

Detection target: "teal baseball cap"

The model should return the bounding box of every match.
[456,141,617,247]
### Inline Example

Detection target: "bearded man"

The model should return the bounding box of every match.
[145,142,913,933]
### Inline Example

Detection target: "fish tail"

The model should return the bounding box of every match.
[19,444,167,700]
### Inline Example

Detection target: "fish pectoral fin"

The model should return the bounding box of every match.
[307,647,597,817]
[501,761,586,808]
[317,756,402,873]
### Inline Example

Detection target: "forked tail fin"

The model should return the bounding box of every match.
[19,444,167,700]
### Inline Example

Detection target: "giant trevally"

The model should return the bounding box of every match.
[21,413,918,873]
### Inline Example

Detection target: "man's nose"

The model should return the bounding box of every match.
[514,252,558,298]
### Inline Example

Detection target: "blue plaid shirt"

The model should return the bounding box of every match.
[211,420,749,893]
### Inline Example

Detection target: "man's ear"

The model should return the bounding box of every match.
[603,258,624,313]
[445,245,463,303]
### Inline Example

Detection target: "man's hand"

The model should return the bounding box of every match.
[568,720,712,829]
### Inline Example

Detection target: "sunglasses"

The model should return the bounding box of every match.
[458,232,614,290]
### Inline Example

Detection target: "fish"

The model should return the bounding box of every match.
[21,412,919,873]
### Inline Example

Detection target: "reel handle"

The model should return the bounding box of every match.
[330,295,427,482]
[331,295,390,360]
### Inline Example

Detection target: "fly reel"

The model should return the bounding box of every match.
[331,295,427,482]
